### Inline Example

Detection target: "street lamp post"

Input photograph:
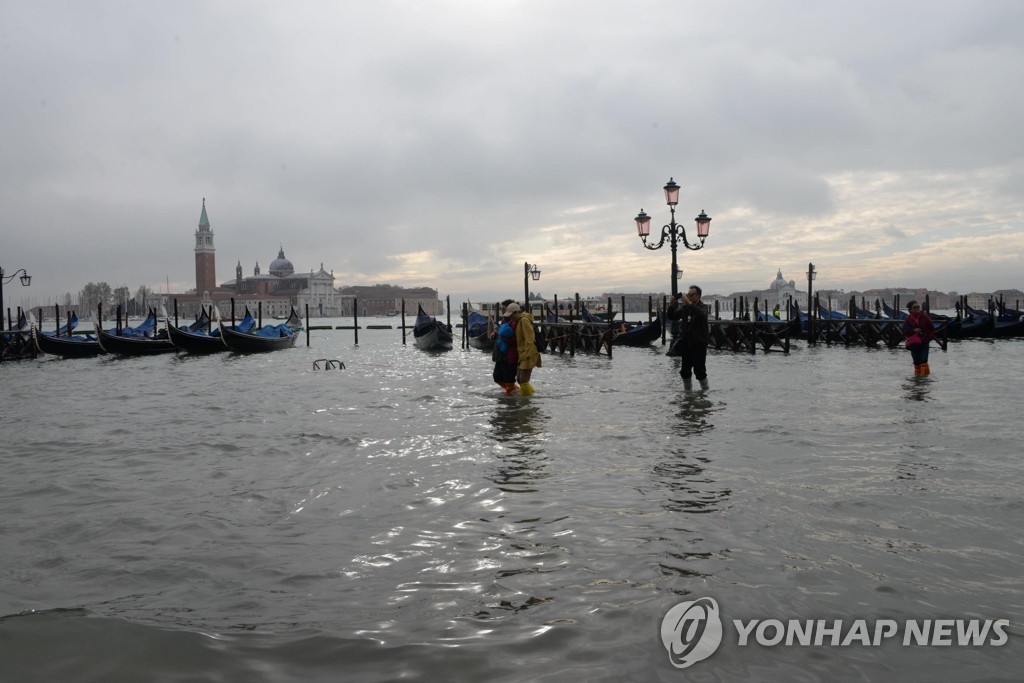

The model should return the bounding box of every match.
[0,267,32,331]
[807,262,817,342]
[634,178,712,297]
[523,262,540,315]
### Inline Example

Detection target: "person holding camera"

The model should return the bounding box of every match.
[902,300,935,376]
[667,284,711,391]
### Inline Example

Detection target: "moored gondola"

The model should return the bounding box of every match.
[220,308,302,353]
[611,315,663,346]
[466,310,493,350]
[412,305,453,350]
[166,308,258,354]
[32,325,105,358]
[96,311,177,356]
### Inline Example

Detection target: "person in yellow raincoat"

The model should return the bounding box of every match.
[504,302,542,396]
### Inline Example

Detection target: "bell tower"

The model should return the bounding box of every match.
[194,198,216,293]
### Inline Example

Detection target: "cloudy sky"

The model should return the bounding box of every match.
[3,0,1022,311]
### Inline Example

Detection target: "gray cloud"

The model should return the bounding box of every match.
[2,0,1022,311]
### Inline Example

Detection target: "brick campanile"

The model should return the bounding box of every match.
[194,198,216,293]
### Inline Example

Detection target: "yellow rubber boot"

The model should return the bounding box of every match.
[920,363,930,376]
[913,364,922,376]
[520,382,535,396]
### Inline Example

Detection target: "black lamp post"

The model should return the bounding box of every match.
[634,177,712,297]
[523,262,540,314]
[807,262,817,341]
[0,267,32,331]
[806,262,816,313]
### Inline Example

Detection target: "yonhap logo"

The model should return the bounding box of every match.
[660,597,723,668]
[659,597,1009,670]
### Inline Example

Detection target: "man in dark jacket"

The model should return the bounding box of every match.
[667,284,710,391]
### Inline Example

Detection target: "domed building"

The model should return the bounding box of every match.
[766,268,799,313]
[268,248,294,278]
[224,246,340,317]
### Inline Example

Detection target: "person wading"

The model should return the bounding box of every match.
[902,300,935,376]
[491,299,519,394]
[667,284,710,391]
[504,302,541,396]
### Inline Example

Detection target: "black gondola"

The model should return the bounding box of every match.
[220,308,302,353]
[32,326,105,358]
[96,311,177,356]
[466,310,493,350]
[611,315,663,346]
[413,304,453,350]
[167,308,257,354]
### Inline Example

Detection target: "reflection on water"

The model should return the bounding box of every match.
[902,376,934,402]
[487,401,549,493]
[488,401,547,443]
[656,394,731,514]
[670,392,719,437]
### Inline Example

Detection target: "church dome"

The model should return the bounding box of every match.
[269,247,294,277]
[769,269,789,291]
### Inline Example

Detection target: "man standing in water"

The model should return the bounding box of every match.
[667,285,710,391]
[505,302,542,396]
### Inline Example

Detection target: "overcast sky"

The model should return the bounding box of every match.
[3,0,1023,311]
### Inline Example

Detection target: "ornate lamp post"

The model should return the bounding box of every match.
[0,267,32,331]
[523,262,540,314]
[634,177,712,297]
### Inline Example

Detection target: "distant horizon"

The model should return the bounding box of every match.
[6,276,1023,316]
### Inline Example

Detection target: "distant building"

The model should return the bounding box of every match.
[154,200,341,319]
[764,269,800,312]
[338,284,444,316]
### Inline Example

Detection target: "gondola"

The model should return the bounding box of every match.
[966,305,1022,338]
[96,311,177,356]
[611,315,663,346]
[32,325,105,358]
[581,305,616,324]
[412,304,453,350]
[466,311,493,350]
[166,308,257,354]
[220,308,302,353]
[817,305,848,320]
[544,303,568,323]
[754,310,783,322]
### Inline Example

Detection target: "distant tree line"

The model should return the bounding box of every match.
[74,283,154,317]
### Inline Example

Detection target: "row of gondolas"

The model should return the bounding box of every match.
[1,306,303,359]
[756,301,1024,339]
[413,303,663,352]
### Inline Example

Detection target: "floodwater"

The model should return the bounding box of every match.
[1,320,1020,681]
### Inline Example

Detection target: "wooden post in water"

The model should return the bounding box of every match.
[663,294,671,344]
[401,299,406,345]
[174,298,179,328]
[353,297,359,345]
[461,302,467,349]
[231,298,236,328]
[305,304,310,347]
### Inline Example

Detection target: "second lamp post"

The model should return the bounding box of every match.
[523,262,540,315]
[634,178,712,297]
